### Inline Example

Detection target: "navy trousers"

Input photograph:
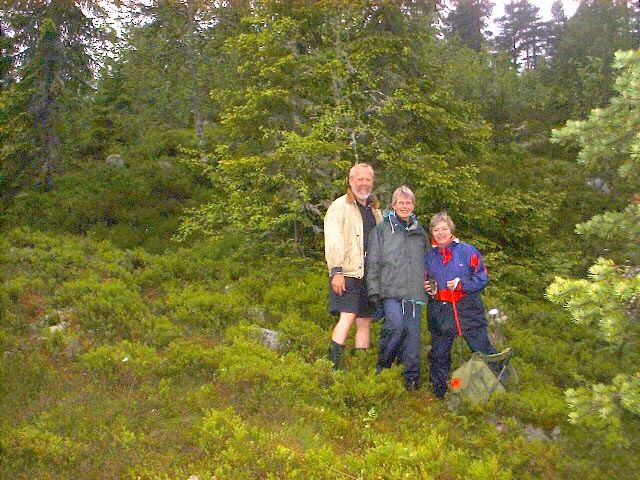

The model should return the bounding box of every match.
[427,296,496,397]
[377,298,422,387]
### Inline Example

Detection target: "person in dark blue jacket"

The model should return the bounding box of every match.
[424,212,496,399]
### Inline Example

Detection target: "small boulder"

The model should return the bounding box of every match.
[105,154,125,167]
[259,328,281,351]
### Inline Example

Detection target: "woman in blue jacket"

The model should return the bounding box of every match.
[424,212,496,399]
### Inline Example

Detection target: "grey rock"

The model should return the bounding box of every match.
[259,328,281,351]
[105,154,125,167]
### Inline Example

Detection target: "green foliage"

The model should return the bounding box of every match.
[261,262,330,322]
[4,158,208,253]
[2,423,83,472]
[277,313,328,362]
[552,50,640,196]
[547,259,640,442]
[511,385,567,429]
[5,2,640,478]
[0,81,35,196]
[164,283,250,333]
[80,340,162,380]
[550,1,638,120]
[547,258,640,347]
[547,48,640,455]
[566,373,640,441]
[0,1,108,190]
[575,203,640,265]
[53,275,145,340]
[160,338,221,377]
[443,0,493,52]
[3,226,640,478]
[178,0,492,254]
[494,0,545,70]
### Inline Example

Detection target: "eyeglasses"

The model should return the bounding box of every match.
[395,201,414,207]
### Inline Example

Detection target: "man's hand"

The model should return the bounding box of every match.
[331,273,346,296]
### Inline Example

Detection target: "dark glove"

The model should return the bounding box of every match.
[369,294,381,308]
[370,295,384,321]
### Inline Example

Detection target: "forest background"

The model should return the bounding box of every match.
[1,0,639,478]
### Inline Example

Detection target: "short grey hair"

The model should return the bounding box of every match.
[391,185,415,206]
[429,212,455,233]
[349,163,374,178]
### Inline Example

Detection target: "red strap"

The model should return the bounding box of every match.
[451,299,462,336]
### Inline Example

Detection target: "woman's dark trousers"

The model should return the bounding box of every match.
[377,298,422,389]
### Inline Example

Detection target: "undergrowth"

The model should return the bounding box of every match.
[0,228,637,479]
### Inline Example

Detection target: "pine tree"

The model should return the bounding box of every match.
[116,0,244,147]
[0,1,105,193]
[548,49,640,445]
[541,0,567,62]
[550,0,639,119]
[494,0,543,69]
[444,0,493,52]
[0,22,10,91]
[178,0,493,253]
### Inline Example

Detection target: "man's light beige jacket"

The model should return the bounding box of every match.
[324,188,383,279]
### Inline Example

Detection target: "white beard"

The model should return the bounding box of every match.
[353,189,370,202]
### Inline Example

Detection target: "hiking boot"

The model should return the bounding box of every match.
[433,385,446,400]
[327,340,344,371]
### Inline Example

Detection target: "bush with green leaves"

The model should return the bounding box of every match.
[276,312,329,361]
[1,423,83,474]
[163,283,250,334]
[4,158,208,254]
[53,275,146,340]
[79,340,162,380]
[260,262,332,323]
[159,338,221,377]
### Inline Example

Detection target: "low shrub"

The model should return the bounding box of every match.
[163,283,249,334]
[2,424,84,473]
[79,340,162,381]
[160,338,221,377]
[53,275,147,340]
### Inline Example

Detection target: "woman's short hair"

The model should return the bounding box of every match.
[391,185,415,206]
[429,212,455,233]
